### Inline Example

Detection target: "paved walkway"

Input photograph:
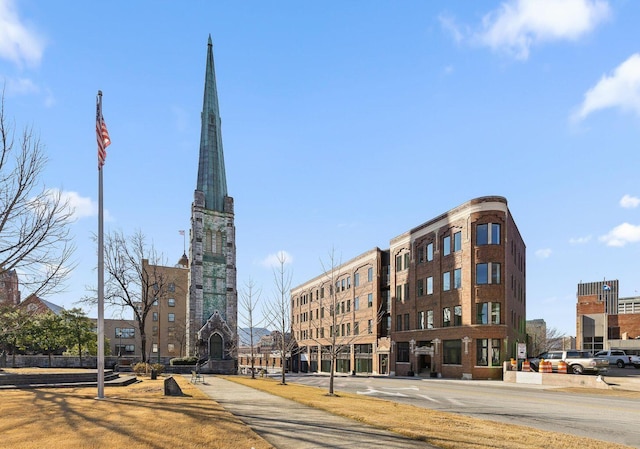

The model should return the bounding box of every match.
[192,376,438,449]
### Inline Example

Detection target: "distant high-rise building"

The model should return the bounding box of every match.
[577,280,640,353]
[576,279,618,352]
[526,319,546,356]
[186,36,237,374]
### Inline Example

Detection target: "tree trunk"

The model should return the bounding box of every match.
[140,332,147,363]
[329,353,335,395]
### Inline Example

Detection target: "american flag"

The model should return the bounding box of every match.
[179,230,185,236]
[96,107,111,169]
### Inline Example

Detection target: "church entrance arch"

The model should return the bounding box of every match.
[209,333,223,359]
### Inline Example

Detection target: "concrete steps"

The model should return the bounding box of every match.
[0,369,139,389]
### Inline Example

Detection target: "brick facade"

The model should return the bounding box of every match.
[291,196,526,379]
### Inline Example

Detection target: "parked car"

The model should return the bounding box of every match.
[594,350,640,368]
[528,350,609,375]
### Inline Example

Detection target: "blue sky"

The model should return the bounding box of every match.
[1,0,639,336]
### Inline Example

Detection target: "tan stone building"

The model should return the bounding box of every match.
[140,257,189,362]
[291,196,527,379]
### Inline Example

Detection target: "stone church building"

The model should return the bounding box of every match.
[186,36,237,374]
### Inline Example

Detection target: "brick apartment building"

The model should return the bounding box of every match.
[138,256,189,362]
[291,248,390,375]
[291,196,527,379]
[576,280,640,355]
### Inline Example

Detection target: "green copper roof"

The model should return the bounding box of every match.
[196,35,228,211]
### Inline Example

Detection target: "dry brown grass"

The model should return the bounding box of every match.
[227,376,634,449]
[0,374,273,449]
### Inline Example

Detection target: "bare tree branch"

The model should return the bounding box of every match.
[81,229,172,362]
[263,251,295,385]
[238,278,264,379]
[0,89,76,297]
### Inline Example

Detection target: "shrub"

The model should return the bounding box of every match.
[170,356,198,366]
[133,362,151,375]
[133,362,165,376]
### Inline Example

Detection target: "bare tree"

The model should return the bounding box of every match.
[0,90,76,297]
[545,327,566,351]
[83,229,172,362]
[318,249,380,395]
[528,326,566,355]
[263,251,296,385]
[297,248,387,396]
[238,278,264,379]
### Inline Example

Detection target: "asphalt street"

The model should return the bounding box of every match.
[283,370,640,448]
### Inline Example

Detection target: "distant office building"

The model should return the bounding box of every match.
[291,196,527,379]
[576,279,618,352]
[576,280,640,354]
[526,319,546,356]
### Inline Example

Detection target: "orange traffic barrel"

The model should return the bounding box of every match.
[522,360,531,371]
[540,360,552,373]
[557,360,567,374]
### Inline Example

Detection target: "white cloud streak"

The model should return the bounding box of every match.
[0,0,46,67]
[473,0,610,60]
[260,250,293,268]
[620,194,640,209]
[573,53,640,121]
[535,248,552,258]
[569,235,592,244]
[599,223,640,247]
[47,188,113,222]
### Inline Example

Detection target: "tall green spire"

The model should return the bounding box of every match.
[196,35,228,212]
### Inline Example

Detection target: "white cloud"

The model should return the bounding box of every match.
[474,0,610,60]
[260,250,293,268]
[0,0,46,67]
[5,76,38,95]
[599,222,640,247]
[438,13,464,44]
[569,235,592,244]
[535,248,552,258]
[48,189,113,221]
[572,53,640,121]
[620,194,640,209]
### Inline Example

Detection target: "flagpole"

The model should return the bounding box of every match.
[97,91,105,399]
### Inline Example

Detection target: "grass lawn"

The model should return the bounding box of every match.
[1,368,636,449]
[0,372,273,449]
[227,376,636,449]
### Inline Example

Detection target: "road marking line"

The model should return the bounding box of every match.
[417,394,440,403]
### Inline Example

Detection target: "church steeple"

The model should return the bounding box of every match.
[196,35,228,212]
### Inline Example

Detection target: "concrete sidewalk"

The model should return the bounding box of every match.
[192,375,438,449]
